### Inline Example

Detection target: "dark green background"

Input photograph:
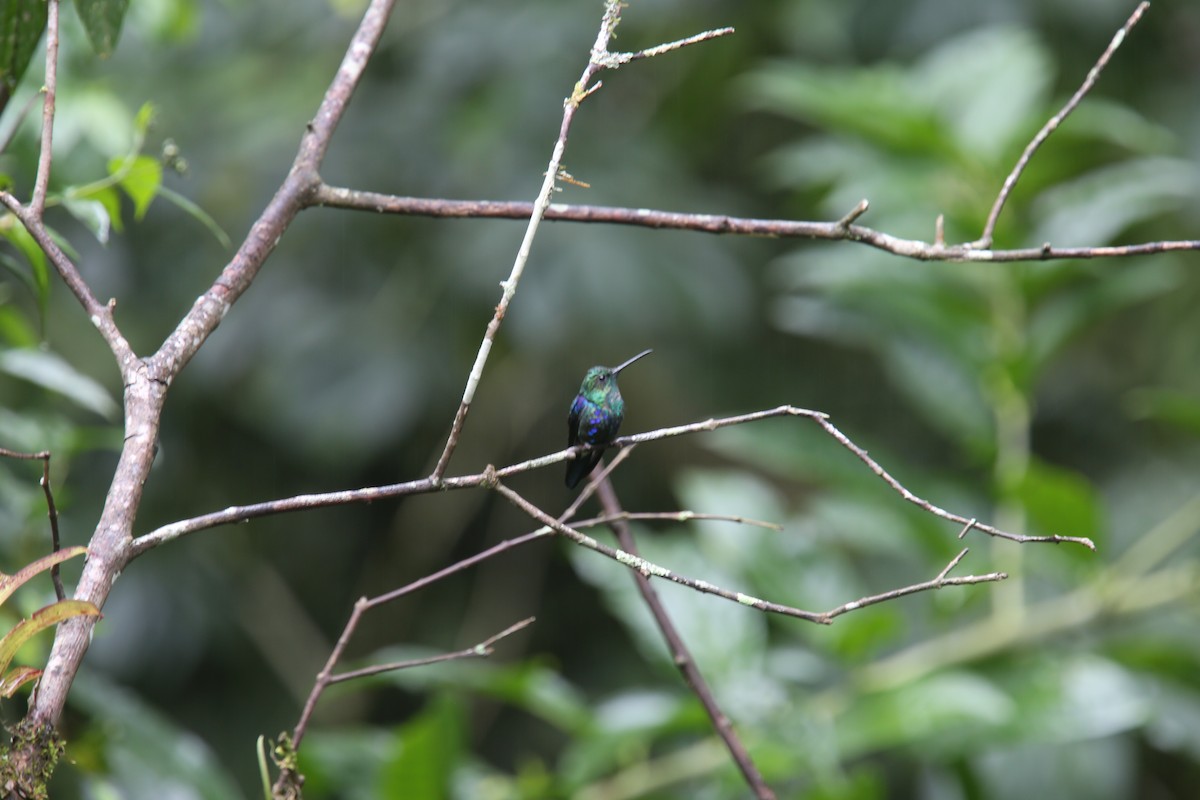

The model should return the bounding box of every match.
[1,0,1198,797]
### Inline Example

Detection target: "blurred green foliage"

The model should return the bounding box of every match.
[1,0,1199,798]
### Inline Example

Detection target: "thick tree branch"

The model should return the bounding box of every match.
[22,0,402,743]
[151,0,397,382]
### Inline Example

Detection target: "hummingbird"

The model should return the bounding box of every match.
[565,349,653,489]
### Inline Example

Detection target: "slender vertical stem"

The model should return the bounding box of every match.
[31,0,59,217]
[430,3,623,481]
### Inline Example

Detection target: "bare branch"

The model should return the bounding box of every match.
[0,193,135,368]
[312,187,1200,262]
[823,549,1006,620]
[809,415,1095,550]
[328,617,534,685]
[429,3,734,481]
[595,476,777,800]
[133,405,1089,554]
[150,0,398,382]
[974,1,1151,248]
[601,26,735,67]
[22,0,403,740]
[495,480,829,623]
[836,199,870,229]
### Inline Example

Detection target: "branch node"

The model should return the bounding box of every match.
[837,199,870,229]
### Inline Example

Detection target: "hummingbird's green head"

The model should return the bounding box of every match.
[577,349,652,404]
[579,366,618,404]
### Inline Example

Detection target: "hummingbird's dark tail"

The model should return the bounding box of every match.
[565,450,603,489]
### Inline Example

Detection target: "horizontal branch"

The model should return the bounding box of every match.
[311,185,1200,263]
[132,405,1092,554]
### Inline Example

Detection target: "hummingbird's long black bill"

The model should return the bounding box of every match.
[611,348,653,375]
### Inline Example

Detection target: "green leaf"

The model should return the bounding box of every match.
[742,62,947,154]
[0,1,47,113]
[915,26,1052,164]
[63,196,112,243]
[1031,157,1199,247]
[378,695,463,799]
[1014,458,1103,546]
[108,154,162,220]
[72,0,130,58]
[1124,387,1200,436]
[68,671,246,800]
[3,223,49,319]
[0,599,100,677]
[0,347,120,418]
[158,185,232,248]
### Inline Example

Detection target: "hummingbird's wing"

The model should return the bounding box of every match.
[567,394,587,447]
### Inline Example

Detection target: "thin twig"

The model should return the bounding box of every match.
[0,448,65,600]
[836,199,870,229]
[496,480,828,623]
[286,529,548,755]
[822,549,1006,620]
[31,0,59,218]
[312,185,1199,262]
[429,3,735,482]
[974,1,1151,248]
[39,458,64,600]
[810,415,1095,549]
[0,194,134,366]
[595,476,777,800]
[602,26,735,66]
[328,617,534,684]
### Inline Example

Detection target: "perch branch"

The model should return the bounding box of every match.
[974,1,1151,248]
[132,406,1091,553]
[595,476,777,800]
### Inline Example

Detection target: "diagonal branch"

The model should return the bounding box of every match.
[0,193,136,369]
[595,476,777,800]
[150,0,398,382]
[973,1,1151,248]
